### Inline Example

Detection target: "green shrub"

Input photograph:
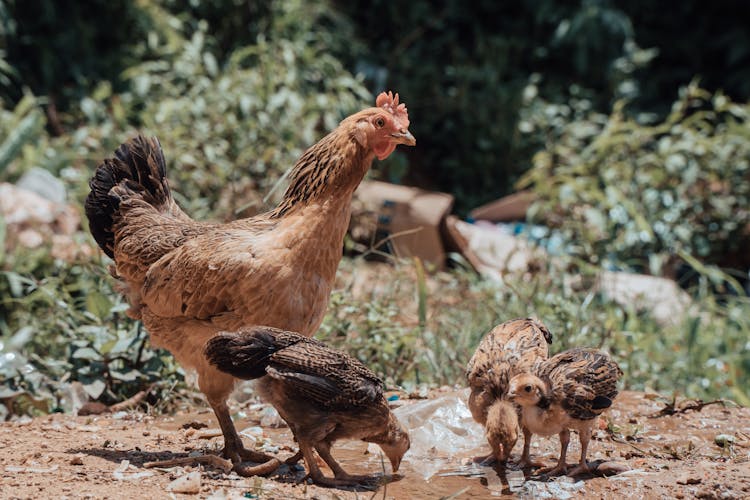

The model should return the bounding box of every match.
[519,81,750,278]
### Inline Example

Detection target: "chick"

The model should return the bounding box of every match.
[204,326,410,488]
[508,348,622,476]
[466,318,552,465]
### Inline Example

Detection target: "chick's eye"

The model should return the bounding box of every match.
[375,117,385,128]
[524,385,532,393]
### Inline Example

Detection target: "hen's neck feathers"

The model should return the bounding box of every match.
[270,123,370,218]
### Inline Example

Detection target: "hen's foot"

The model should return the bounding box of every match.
[223,445,280,477]
[285,450,303,465]
[233,458,281,477]
[516,457,547,469]
[472,453,498,466]
[223,445,275,465]
[536,463,567,476]
[566,462,591,477]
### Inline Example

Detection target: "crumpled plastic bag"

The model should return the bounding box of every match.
[370,389,486,479]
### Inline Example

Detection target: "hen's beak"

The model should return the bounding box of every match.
[391,129,416,146]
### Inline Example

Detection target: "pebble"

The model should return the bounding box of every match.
[676,474,702,485]
[167,471,202,494]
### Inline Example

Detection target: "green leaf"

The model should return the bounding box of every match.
[72,347,102,361]
[86,291,113,321]
[82,379,106,400]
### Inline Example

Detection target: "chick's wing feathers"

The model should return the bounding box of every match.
[204,326,304,379]
[540,348,623,420]
[206,327,383,410]
[265,339,383,410]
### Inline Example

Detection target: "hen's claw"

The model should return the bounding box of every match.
[233,457,282,477]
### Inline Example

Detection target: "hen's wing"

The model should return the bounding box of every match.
[540,348,622,420]
[265,337,384,411]
[140,220,277,320]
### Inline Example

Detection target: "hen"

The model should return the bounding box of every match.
[465,318,552,465]
[84,92,415,475]
[204,326,410,487]
[508,348,622,476]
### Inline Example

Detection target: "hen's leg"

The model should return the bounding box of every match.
[567,423,593,477]
[536,429,569,476]
[211,399,281,476]
[198,366,278,473]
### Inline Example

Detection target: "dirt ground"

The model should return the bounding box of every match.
[1,390,749,499]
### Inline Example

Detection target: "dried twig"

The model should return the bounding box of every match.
[650,398,737,418]
[143,454,233,472]
[109,384,155,412]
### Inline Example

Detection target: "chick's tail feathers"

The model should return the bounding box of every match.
[204,326,306,380]
[85,135,171,258]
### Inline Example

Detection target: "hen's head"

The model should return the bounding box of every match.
[347,91,416,160]
[507,373,547,407]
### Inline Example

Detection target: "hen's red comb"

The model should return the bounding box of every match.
[376,91,410,128]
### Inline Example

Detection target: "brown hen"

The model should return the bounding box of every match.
[205,326,409,488]
[465,318,552,465]
[508,347,622,476]
[84,92,415,475]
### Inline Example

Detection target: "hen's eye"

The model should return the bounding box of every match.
[524,385,532,393]
[375,117,385,128]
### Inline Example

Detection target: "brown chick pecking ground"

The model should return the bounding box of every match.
[508,347,623,477]
[204,326,410,488]
[84,92,415,476]
[465,318,552,465]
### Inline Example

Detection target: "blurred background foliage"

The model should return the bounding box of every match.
[1,0,749,416]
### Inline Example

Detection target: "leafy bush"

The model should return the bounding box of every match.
[123,3,370,219]
[319,258,750,405]
[519,81,750,278]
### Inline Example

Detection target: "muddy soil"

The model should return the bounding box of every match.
[1,390,749,499]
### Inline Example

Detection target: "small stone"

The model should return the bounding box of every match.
[167,471,201,494]
[676,474,702,485]
[695,487,719,499]
[70,455,84,466]
[142,430,150,436]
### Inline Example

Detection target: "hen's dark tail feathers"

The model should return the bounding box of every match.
[84,135,171,258]
[204,326,307,380]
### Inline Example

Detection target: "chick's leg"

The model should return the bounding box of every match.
[300,441,371,488]
[315,441,377,485]
[517,427,545,468]
[567,422,593,477]
[537,429,569,476]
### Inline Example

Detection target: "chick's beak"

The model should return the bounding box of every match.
[391,129,416,146]
[389,454,402,472]
[507,390,517,400]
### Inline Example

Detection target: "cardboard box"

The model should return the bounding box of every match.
[352,180,454,268]
[469,190,535,222]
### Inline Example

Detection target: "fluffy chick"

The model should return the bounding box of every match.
[465,318,552,465]
[205,326,409,488]
[508,348,622,476]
